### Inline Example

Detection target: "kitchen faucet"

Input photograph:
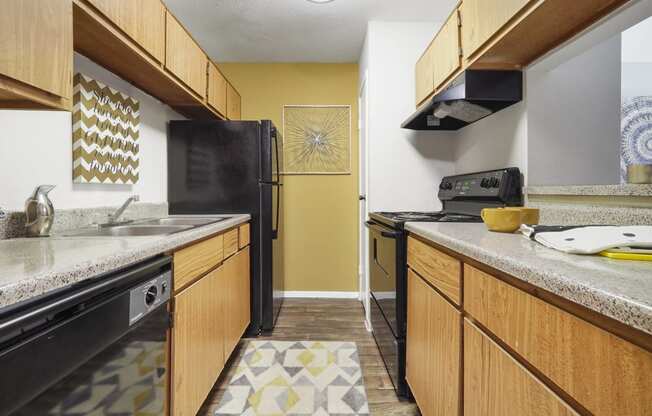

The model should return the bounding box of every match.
[107,195,140,225]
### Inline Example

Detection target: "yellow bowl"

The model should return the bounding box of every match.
[481,207,540,233]
[481,208,523,233]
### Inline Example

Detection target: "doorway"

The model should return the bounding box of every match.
[358,71,370,329]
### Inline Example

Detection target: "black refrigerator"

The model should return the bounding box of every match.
[167,120,283,335]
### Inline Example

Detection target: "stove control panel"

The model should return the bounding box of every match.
[438,168,522,204]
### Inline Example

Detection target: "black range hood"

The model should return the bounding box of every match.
[402,70,523,131]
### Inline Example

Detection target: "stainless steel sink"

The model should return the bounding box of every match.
[63,225,192,237]
[59,216,232,237]
[135,217,227,227]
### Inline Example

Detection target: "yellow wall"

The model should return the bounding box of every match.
[219,63,359,292]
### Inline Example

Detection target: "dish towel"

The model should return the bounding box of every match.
[519,225,652,254]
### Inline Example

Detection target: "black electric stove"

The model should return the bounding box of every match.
[365,168,522,398]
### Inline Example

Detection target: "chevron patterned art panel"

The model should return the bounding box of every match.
[72,73,140,184]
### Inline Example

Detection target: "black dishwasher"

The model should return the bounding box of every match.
[0,255,172,416]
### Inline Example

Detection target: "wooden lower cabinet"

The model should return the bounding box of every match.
[407,236,461,305]
[464,319,578,416]
[465,264,652,416]
[173,234,224,292]
[171,226,251,416]
[171,266,225,416]
[406,269,460,416]
[223,247,251,357]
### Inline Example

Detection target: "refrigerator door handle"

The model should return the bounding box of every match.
[272,184,280,240]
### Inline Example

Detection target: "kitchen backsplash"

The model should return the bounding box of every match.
[0,203,168,240]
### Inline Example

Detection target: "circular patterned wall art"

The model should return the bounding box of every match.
[621,96,652,181]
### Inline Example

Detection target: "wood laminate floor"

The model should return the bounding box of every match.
[198,298,419,416]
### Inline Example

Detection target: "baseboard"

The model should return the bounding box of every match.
[281,291,360,299]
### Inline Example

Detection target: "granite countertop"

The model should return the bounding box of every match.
[405,222,652,336]
[526,184,652,197]
[0,214,250,310]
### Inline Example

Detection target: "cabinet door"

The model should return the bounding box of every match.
[406,269,429,410]
[208,62,228,117]
[461,0,533,59]
[172,268,225,416]
[87,0,165,62]
[406,269,461,416]
[415,42,434,105]
[165,11,207,97]
[464,319,579,416]
[432,10,461,91]
[223,247,251,358]
[465,264,652,416]
[227,82,241,120]
[0,0,72,98]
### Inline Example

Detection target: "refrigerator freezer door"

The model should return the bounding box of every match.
[167,121,262,215]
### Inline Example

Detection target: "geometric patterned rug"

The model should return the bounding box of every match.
[215,341,370,415]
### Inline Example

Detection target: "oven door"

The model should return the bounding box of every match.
[366,220,401,337]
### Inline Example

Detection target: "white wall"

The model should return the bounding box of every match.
[361,21,456,213]
[0,54,183,210]
[622,15,652,63]
[527,35,622,186]
[453,103,527,176]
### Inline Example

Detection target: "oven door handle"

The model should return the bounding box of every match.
[365,221,401,239]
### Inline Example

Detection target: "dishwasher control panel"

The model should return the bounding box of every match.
[129,271,172,325]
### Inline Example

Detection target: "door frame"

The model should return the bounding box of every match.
[358,70,371,330]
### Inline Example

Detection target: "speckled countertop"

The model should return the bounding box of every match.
[0,214,250,310]
[405,222,652,336]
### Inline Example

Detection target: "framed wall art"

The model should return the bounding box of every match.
[282,105,351,175]
[621,96,652,182]
[72,73,140,184]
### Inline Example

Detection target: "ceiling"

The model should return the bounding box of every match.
[164,0,457,63]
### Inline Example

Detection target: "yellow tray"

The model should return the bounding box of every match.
[599,250,652,261]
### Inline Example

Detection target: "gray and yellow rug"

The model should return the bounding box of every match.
[215,340,370,416]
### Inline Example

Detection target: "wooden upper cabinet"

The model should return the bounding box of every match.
[406,270,461,416]
[208,62,228,117]
[226,82,241,120]
[87,0,165,62]
[432,10,461,90]
[0,0,73,106]
[165,11,207,97]
[414,9,461,106]
[464,319,579,416]
[415,42,434,105]
[460,0,533,59]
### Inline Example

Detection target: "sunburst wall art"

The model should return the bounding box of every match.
[283,105,351,175]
